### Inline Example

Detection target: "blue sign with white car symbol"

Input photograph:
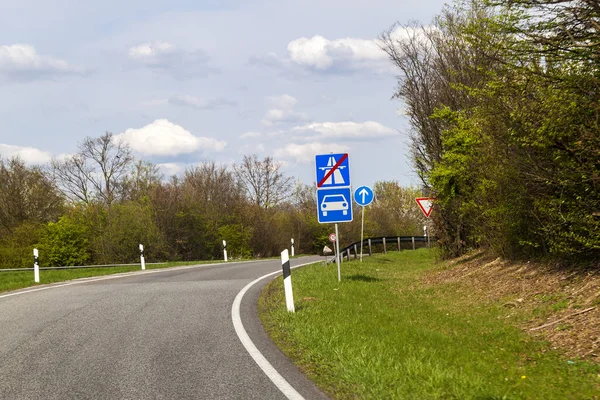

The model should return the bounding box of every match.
[317,187,353,223]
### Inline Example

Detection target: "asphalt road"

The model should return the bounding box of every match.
[0,257,331,399]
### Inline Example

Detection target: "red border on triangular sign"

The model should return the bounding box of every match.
[415,197,435,218]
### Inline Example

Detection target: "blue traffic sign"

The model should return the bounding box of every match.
[317,187,353,223]
[354,186,374,207]
[315,153,350,188]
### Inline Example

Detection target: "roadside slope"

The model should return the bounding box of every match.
[259,249,600,399]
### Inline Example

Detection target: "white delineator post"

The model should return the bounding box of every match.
[281,249,295,313]
[223,240,228,262]
[139,244,145,270]
[291,238,295,257]
[33,248,40,283]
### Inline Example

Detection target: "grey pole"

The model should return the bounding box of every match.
[335,223,341,282]
[360,206,365,261]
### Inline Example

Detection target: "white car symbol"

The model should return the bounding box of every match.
[321,194,348,216]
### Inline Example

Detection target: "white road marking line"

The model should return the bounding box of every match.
[0,260,261,300]
[231,260,317,400]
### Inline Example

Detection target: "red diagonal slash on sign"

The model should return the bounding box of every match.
[317,153,348,188]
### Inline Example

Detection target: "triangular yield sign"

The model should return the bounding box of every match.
[416,197,435,218]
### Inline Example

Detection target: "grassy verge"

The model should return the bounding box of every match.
[0,260,221,294]
[259,249,600,399]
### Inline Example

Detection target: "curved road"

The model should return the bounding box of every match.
[0,257,330,399]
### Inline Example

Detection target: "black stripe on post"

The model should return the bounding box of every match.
[282,258,291,279]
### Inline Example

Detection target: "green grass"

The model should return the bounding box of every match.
[0,260,222,294]
[259,249,600,400]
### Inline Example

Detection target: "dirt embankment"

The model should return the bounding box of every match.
[425,252,600,361]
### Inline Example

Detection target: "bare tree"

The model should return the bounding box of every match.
[79,132,133,205]
[183,161,242,207]
[233,155,293,208]
[52,132,134,206]
[122,160,162,201]
[51,154,93,204]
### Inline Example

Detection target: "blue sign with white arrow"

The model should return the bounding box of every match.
[354,185,374,207]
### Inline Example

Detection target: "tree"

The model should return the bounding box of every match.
[89,201,168,264]
[382,0,600,260]
[380,4,499,256]
[234,155,293,209]
[371,181,424,236]
[122,160,162,201]
[37,210,91,267]
[0,157,63,234]
[52,132,134,206]
[51,154,93,204]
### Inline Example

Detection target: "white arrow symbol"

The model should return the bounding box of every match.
[359,188,369,203]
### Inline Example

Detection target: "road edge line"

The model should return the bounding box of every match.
[231,260,318,400]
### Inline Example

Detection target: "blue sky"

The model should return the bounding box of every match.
[0,0,448,188]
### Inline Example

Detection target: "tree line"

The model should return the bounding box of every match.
[381,0,600,260]
[0,133,426,269]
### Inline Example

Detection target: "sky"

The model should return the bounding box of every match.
[0,0,449,189]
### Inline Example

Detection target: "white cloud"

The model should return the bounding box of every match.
[141,99,168,107]
[116,119,226,156]
[141,95,235,109]
[287,34,393,72]
[238,143,266,154]
[0,44,83,82]
[127,41,214,78]
[157,162,184,177]
[0,143,52,164]
[293,121,397,141]
[274,142,350,164]
[240,131,262,139]
[255,26,431,74]
[261,109,307,126]
[261,94,308,126]
[128,41,174,61]
[168,94,235,110]
[269,94,298,109]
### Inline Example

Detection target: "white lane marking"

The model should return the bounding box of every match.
[0,260,263,300]
[231,260,317,400]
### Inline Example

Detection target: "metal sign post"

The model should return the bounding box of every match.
[354,186,374,262]
[335,224,341,282]
[360,207,365,261]
[416,197,435,248]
